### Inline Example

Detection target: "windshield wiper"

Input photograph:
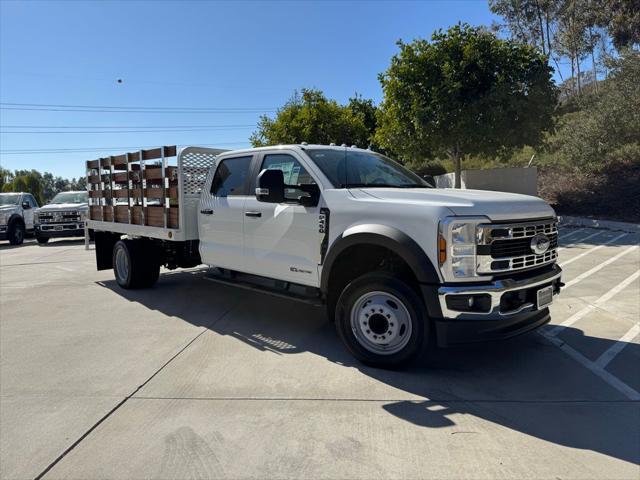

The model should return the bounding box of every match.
[344,183,430,189]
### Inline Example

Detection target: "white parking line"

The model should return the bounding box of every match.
[558,228,585,239]
[548,270,640,336]
[594,323,640,369]
[560,232,629,266]
[539,330,640,400]
[563,245,639,288]
[56,265,76,272]
[557,230,604,251]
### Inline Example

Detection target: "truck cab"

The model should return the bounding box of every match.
[34,191,89,244]
[89,144,562,368]
[0,192,39,245]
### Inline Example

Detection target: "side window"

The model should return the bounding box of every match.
[261,154,316,202]
[27,195,38,208]
[210,156,252,197]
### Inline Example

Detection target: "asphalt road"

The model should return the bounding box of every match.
[1,226,638,479]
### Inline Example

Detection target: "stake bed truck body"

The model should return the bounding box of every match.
[87,144,563,367]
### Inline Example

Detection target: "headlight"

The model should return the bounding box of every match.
[80,210,87,221]
[438,216,489,281]
[0,213,8,224]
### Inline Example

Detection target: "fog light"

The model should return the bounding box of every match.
[446,294,492,313]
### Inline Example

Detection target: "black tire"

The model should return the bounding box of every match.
[335,272,428,368]
[8,221,25,245]
[112,239,160,289]
[36,234,50,244]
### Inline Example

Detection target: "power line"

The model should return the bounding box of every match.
[0,141,252,155]
[0,102,276,114]
[1,127,255,134]
[0,107,273,114]
[1,124,255,129]
[1,102,275,110]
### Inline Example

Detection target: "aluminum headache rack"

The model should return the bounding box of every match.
[86,146,227,241]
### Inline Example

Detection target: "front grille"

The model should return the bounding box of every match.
[477,219,558,274]
[38,210,81,223]
[490,234,558,258]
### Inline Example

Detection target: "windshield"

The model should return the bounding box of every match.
[50,192,88,204]
[305,149,429,189]
[0,194,21,206]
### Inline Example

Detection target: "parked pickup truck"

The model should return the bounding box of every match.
[35,191,90,244]
[0,192,39,245]
[87,144,563,367]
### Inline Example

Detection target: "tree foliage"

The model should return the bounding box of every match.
[375,23,557,186]
[250,89,376,148]
[552,49,640,170]
[1,169,86,205]
[491,0,639,96]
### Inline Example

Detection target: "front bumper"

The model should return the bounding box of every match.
[35,223,85,238]
[433,264,562,346]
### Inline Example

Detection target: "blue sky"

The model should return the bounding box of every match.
[1,0,504,178]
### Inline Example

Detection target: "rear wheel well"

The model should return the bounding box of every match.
[325,244,420,321]
[9,215,24,227]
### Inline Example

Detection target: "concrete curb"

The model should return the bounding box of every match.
[559,215,640,233]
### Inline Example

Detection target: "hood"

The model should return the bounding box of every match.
[356,188,555,222]
[0,205,19,213]
[39,202,88,212]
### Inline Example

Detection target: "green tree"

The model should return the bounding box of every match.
[375,23,557,187]
[0,167,13,192]
[348,94,378,148]
[553,49,640,170]
[595,0,640,49]
[250,89,372,148]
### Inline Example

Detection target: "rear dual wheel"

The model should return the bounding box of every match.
[113,239,160,289]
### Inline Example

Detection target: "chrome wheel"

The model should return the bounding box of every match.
[349,291,413,356]
[115,246,129,283]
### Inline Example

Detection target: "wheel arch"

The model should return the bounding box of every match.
[320,224,440,294]
[8,213,24,227]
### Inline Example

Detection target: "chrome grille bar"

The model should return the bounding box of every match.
[476,219,558,274]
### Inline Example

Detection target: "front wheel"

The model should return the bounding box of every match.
[8,221,25,245]
[335,272,428,368]
[36,234,49,244]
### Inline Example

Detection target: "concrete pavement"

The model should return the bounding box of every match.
[1,229,638,479]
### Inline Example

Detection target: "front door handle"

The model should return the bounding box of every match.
[245,211,262,218]
[200,209,214,215]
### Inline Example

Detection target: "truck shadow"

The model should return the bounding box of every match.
[98,268,639,466]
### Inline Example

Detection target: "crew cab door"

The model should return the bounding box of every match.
[22,194,37,229]
[198,155,253,271]
[243,152,322,287]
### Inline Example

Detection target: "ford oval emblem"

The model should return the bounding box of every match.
[530,234,551,255]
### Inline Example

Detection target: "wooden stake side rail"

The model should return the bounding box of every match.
[86,145,180,229]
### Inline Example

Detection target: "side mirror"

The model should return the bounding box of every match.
[22,201,31,210]
[422,175,435,187]
[297,184,320,207]
[256,169,285,203]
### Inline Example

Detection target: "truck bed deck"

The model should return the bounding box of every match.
[86,146,226,241]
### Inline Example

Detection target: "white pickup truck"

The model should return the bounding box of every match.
[87,144,562,367]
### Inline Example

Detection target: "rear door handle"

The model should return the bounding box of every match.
[200,209,214,215]
[245,211,262,218]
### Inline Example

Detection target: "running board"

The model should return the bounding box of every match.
[204,270,324,306]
